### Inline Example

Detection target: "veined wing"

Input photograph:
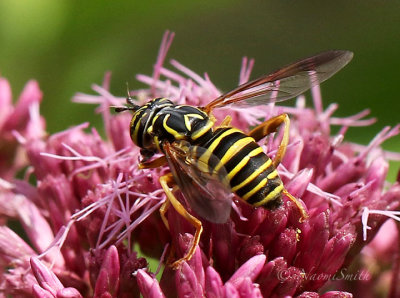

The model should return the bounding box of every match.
[204,50,353,112]
[163,141,234,223]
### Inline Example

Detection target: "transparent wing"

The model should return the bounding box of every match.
[204,50,353,112]
[163,141,234,223]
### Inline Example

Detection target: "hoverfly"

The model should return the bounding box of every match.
[116,50,353,269]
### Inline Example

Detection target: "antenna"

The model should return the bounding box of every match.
[114,83,140,113]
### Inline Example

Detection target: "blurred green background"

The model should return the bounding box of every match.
[0,0,399,179]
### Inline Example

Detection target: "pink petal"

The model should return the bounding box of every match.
[223,282,240,298]
[32,284,54,298]
[175,261,203,297]
[93,245,120,297]
[30,257,64,296]
[0,77,12,128]
[0,226,35,263]
[205,266,224,298]
[227,254,266,287]
[56,288,83,298]
[3,80,42,131]
[136,269,165,298]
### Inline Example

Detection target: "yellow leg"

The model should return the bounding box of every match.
[283,189,308,222]
[160,173,203,269]
[248,113,290,168]
[139,156,167,169]
[249,114,308,222]
[219,115,232,127]
[160,199,171,230]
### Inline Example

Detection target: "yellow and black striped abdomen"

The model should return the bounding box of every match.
[201,127,283,209]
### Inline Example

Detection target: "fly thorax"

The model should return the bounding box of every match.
[147,105,212,147]
[129,98,174,151]
[190,117,215,145]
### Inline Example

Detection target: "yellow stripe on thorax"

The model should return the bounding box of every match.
[132,112,146,144]
[154,135,161,152]
[191,119,214,140]
[183,113,204,131]
[163,114,185,140]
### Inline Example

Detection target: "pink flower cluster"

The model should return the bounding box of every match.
[0,32,399,297]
